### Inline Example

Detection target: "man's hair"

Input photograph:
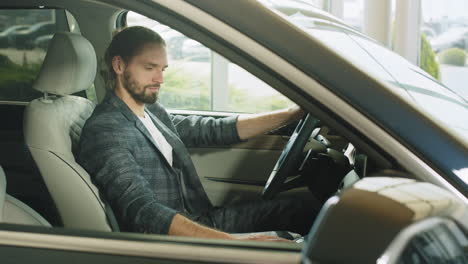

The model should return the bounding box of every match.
[102,26,166,90]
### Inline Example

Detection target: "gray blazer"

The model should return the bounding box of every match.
[78,91,241,234]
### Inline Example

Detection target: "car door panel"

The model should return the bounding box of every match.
[0,225,301,264]
[190,135,285,182]
[190,136,284,206]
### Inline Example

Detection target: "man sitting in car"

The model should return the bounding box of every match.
[78,26,317,241]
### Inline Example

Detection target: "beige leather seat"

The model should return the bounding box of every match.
[0,166,51,227]
[23,32,113,231]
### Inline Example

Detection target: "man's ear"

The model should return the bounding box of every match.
[111,56,125,75]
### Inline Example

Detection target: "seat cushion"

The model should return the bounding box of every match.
[0,166,50,226]
[3,194,51,227]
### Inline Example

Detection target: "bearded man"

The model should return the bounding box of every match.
[78,26,317,241]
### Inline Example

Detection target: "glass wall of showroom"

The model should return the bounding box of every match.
[315,0,468,101]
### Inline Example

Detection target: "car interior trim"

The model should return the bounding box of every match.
[0,101,29,106]
[0,229,301,263]
[204,177,266,187]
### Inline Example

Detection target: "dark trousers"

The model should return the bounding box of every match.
[192,198,319,235]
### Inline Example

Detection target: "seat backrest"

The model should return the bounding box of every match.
[23,32,112,231]
[0,166,51,227]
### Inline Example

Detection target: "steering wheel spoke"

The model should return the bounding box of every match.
[262,114,320,199]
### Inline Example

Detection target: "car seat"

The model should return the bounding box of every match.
[23,32,117,231]
[0,166,50,226]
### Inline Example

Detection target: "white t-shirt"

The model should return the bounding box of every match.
[138,112,173,166]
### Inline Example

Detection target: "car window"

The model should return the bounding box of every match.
[0,9,97,103]
[126,12,294,113]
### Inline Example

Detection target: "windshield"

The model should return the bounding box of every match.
[259,0,468,143]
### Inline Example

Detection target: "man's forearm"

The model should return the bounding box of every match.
[168,214,292,242]
[236,106,304,140]
[168,213,232,239]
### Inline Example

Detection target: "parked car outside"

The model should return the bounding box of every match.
[33,34,54,50]
[430,26,468,52]
[421,25,437,40]
[0,24,30,48]
[8,21,56,50]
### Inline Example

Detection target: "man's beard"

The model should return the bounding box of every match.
[122,70,159,104]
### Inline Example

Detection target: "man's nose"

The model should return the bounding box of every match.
[153,71,164,84]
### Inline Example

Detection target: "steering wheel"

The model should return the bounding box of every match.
[262,114,320,199]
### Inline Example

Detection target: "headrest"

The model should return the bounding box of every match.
[33,32,97,96]
[0,166,6,221]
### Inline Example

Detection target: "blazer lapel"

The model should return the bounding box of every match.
[105,91,162,154]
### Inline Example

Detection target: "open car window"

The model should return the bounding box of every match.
[125,11,294,114]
